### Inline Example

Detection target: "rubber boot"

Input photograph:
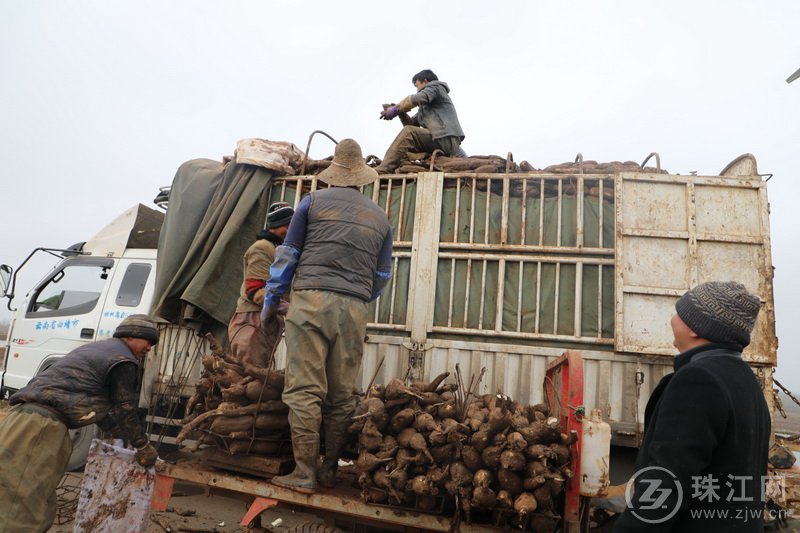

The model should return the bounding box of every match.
[271,435,319,494]
[318,424,347,488]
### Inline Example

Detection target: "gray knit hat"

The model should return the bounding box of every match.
[113,314,159,345]
[267,201,294,229]
[675,281,761,348]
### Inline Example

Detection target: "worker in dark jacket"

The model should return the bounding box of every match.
[0,314,160,533]
[227,201,293,365]
[615,281,769,533]
[262,139,393,493]
[376,69,466,173]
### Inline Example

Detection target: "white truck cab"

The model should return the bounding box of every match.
[0,204,162,469]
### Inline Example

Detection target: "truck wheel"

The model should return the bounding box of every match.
[66,424,99,471]
[284,523,345,533]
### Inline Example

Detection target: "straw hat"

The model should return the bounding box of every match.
[318,139,378,187]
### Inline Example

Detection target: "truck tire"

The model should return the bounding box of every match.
[66,424,99,471]
[284,523,345,533]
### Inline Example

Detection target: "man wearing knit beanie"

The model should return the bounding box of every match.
[0,314,160,532]
[227,201,294,369]
[616,282,770,532]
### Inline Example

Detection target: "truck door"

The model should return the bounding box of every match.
[94,259,157,340]
[614,172,776,365]
[3,257,114,391]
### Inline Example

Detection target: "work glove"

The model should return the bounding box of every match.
[135,443,158,468]
[380,104,400,121]
[277,300,290,316]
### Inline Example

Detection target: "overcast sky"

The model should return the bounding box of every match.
[1,2,798,390]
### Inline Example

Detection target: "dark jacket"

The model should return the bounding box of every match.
[235,237,277,313]
[409,80,464,141]
[11,338,139,430]
[614,343,770,532]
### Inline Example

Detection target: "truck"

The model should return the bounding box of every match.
[0,140,780,530]
[0,203,162,469]
[140,141,779,531]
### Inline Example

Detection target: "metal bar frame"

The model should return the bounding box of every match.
[158,463,497,533]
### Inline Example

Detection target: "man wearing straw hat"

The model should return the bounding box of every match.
[262,139,393,493]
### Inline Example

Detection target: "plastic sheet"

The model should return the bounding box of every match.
[73,440,155,533]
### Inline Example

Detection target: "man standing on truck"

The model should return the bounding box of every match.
[228,201,294,364]
[615,281,769,532]
[0,314,160,532]
[375,69,466,174]
[262,138,393,493]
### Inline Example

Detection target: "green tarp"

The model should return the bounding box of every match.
[156,170,616,342]
[360,178,616,339]
[151,159,273,337]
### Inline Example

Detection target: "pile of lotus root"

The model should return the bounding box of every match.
[303,152,667,177]
[350,367,575,530]
[175,334,290,456]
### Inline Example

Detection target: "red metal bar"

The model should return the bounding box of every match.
[152,475,175,512]
[545,350,584,533]
[241,496,279,527]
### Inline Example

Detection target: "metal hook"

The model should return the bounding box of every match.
[301,130,339,176]
[429,149,444,172]
[640,152,661,173]
[574,153,584,174]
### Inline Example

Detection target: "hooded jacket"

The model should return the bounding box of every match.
[407,80,465,141]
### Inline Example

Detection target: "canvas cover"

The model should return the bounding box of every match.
[151,158,274,337]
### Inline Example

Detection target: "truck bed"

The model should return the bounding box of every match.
[158,458,498,532]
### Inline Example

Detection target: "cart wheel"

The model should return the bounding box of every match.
[284,522,345,533]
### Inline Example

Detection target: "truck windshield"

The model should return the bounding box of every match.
[27,263,110,318]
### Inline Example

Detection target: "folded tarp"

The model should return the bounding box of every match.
[151,157,274,337]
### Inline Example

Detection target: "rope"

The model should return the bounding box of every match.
[247,317,284,454]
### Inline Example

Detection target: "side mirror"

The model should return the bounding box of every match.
[0,264,11,297]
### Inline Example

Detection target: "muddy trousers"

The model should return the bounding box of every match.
[282,289,369,441]
[0,407,72,533]
[378,125,466,172]
[228,310,275,366]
